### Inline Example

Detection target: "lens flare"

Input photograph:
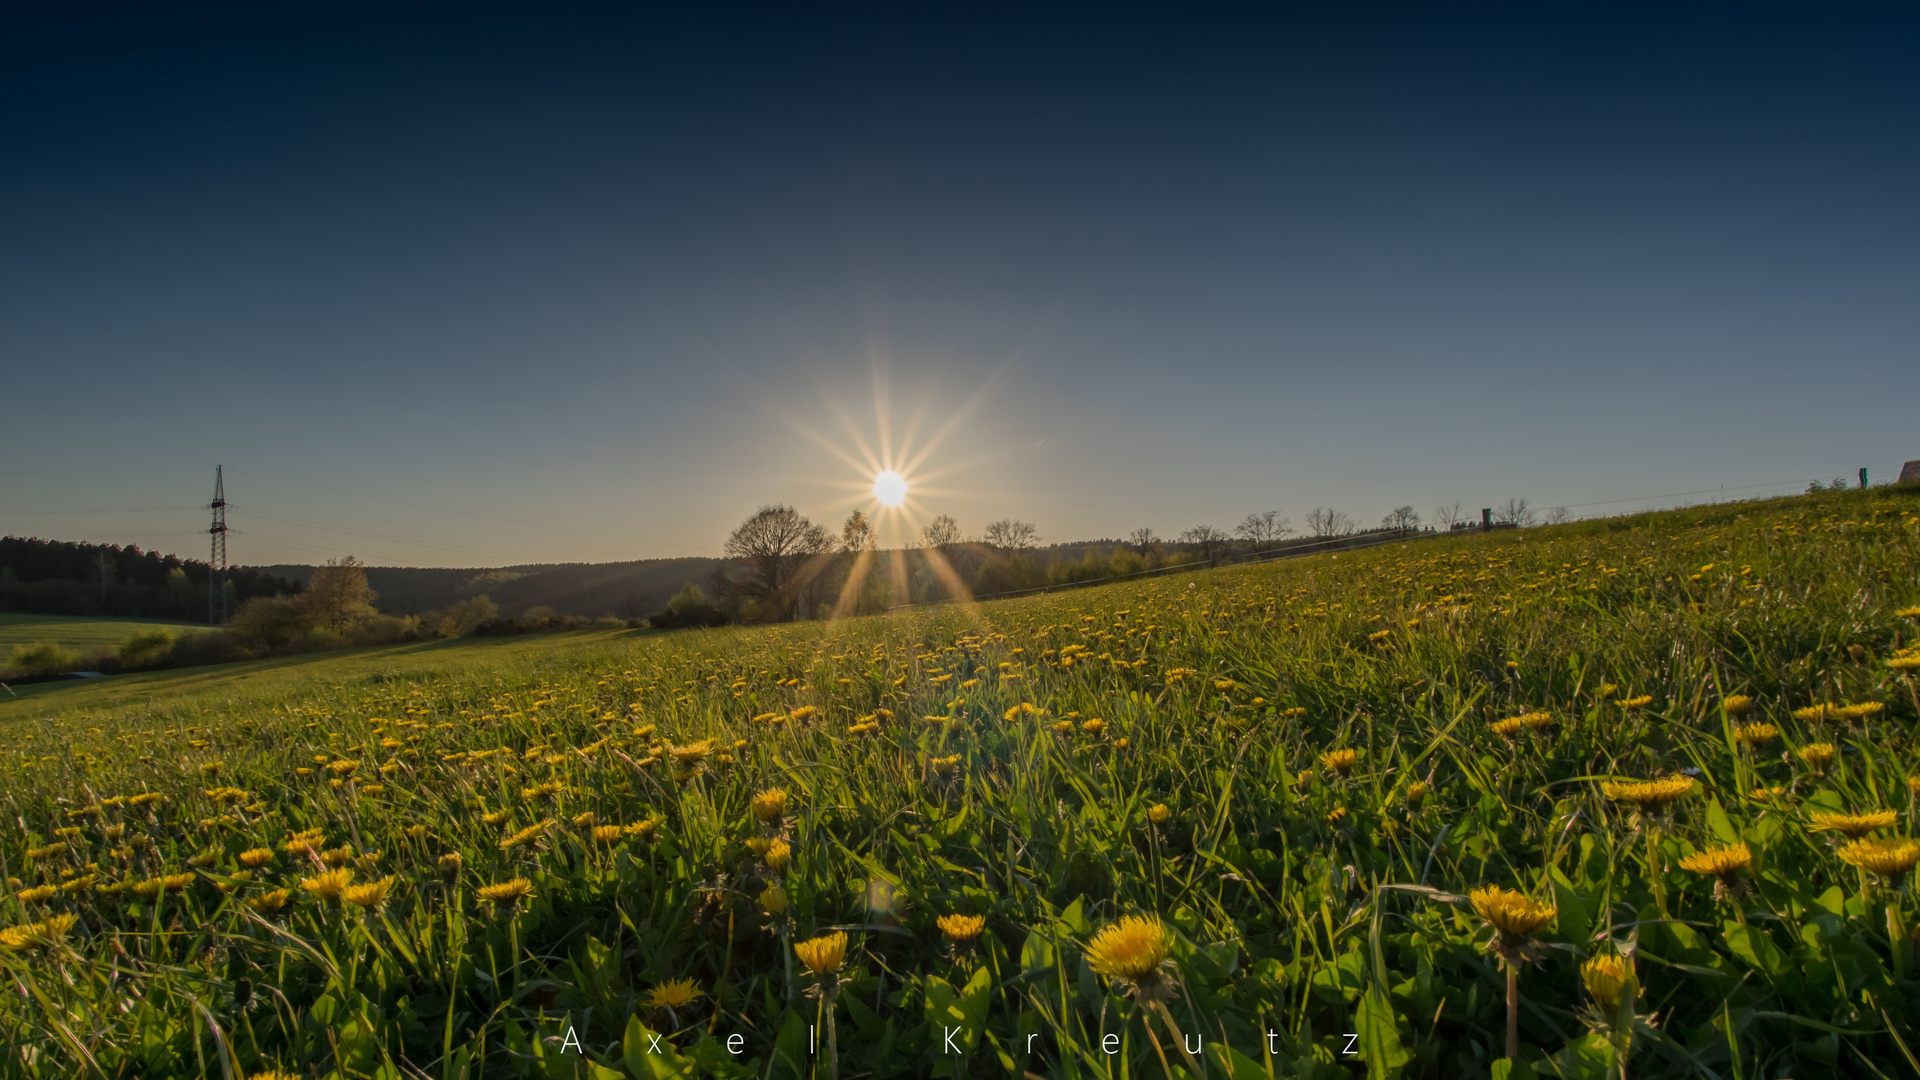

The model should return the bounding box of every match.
[873,470,907,507]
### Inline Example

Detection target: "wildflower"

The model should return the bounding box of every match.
[570,811,599,828]
[1582,953,1632,1015]
[1797,743,1837,773]
[1722,694,1755,717]
[1491,717,1527,740]
[188,851,218,868]
[1835,702,1884,722]
[789,705,819,723]
[1808,810,1897,838]
[1792,705,1834,725]
[794,930,849,976]
[1619,695,1654,710]
[1406,781,1430,809]
[1085,916,1173,997]
[592,824,624,844]
[477,878,534,906]
[217,871,252,892]
[15,885,57,904]
[1147,803,1172,825]
[501,820,554,851]
[647,979,704,1010]
[929,754,963,778]
[320,845,354,869]
[626,818,663,841]
[1734,723,1779,748]
[938,913,987,944]
[1751,785,1790,803]
[1081,718,1105,735]
[1472,886,1556,941]
[239,847,275,868]
[752,788,789,823]
[246,889,292,915]
[1515,711,1554,730]
[1596,683,1619,700]
[302,869,354,902]
[1838,838,1920,883]
[760,884,789,915]
[1601,777,1695,809]
[344,876,394,911]
[437,852,464,879]
[1679,843,1752,900]
[1326,806,1350,828]
[764,839,792,874]
[1320,748,1358,776]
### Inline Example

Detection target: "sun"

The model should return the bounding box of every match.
[873,470,908,508]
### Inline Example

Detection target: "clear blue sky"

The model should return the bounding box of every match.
[4,4,1916,567]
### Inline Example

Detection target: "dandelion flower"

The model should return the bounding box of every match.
[1619,695,1654,710]
[752,788,789,823]
[1085,916,1173,993]
[1147,804,1172,825]
[438,852,464,879]
[1722,694,1755,717]
[344,876,394,911]
[1838,838,1920,882]
[1471,886,1556,940]
[477,878,534,906]
[759,884,789,915]
[1583,953,1632,1014]
[1679,843,1751,899]
[937,913,987,944]
[1797,743,1837,773]
[1491,717,1527,739]
[794,930,848,976]
[1808,810,1897,838]
[592,824,624,844]
[239,847,276,868]
[247,888,293,915]
[1601,776,1696,809]
[764,839,791,874]
[647,978,705,1009]
[15,885,57,904]
[1734,723,1779,748]
[1320,749,1358,776]
[302,869,354,902]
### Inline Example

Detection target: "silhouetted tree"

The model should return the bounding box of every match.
[1234,510,1291,550]
[1305,507,1354,538]
[1380,506,1420,531]
[300,556,378,633]
[722,505,832,621]
[983,519,1039,551]
[1127,527,1160,555]
[1179,524,1231,567]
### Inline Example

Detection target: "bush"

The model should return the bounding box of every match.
[348,615,415,647]
[6,641,83,676]
[227,595,311,653]
[650,584,731,629]
[165,631,242,667]
[119,629,176,669]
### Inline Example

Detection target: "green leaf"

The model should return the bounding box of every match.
[1706,797,1741,845]
[1723,922,1788,978]
[1549,866,1592,945]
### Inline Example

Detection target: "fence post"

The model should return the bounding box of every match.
[1481,508,1492,530]
[1860,468,1868,490]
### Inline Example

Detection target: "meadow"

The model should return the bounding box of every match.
[0,612,200,653]
[2,489,1918,1080]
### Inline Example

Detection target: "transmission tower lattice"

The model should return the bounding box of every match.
[208,465,229,624]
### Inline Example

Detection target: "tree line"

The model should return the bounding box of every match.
[669,500,1469,626]
[0,536,301,622]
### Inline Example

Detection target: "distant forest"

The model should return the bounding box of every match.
[0,537,302,622]
[255,558,723,621]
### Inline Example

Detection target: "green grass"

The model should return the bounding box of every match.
[0,612,200,653]
[2,488,1918,1080]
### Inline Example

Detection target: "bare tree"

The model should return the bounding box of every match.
[722,505,833,621]
[982,518,1039,551]
[1545,506,1572,525]
[840,509,876,553]
[1234,510,1292,551]
[1492,497,1537,527]
[1304,507,1354,538]
[1178,524,1231,567]
[1434,502,1465,530]
[1127,527,1160,554]
[1380,506,1420,532]
[919,515,963,549]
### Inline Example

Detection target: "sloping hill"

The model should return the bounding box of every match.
[251,557,721,619]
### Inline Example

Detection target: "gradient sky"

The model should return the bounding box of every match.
[5,3,1917,568]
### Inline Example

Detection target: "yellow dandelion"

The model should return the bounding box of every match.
[246,888,292,915]
[592,824,624,844]
[239,847,276,868]
[1147,803,1172,825]
[15,885,57,904]
[647,978,704,1010]
[1797,743,1837,772]
[1085,915,1172,983]
[1583,953,1632,1014]
[751,788,789,822]
[760,883,790,915]
[302,869,353,901]
[1320,748,1358,775]
[1619,695,1654,710]
[794,930,848,976]
[1838,838,1920,881]
[1470,886,1556,939]
[764,839,791,874]
[1734,723,1779,747]
[1601,776,1696,808]
[1490,717,1527,739]
[1722,694,1755,717]
[1678,843,1751,880]
[477,877,534,905]
[938,913,987,943]
[1808,809,1897,838]
[343,876,394,911]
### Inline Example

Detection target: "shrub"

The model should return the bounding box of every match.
[118,629,176,669]
[650,584,730,629]
[6,641,83,676]
[165,631,242,667]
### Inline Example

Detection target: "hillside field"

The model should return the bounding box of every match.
[2,489,1918,1080]
[0,612,202,654]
